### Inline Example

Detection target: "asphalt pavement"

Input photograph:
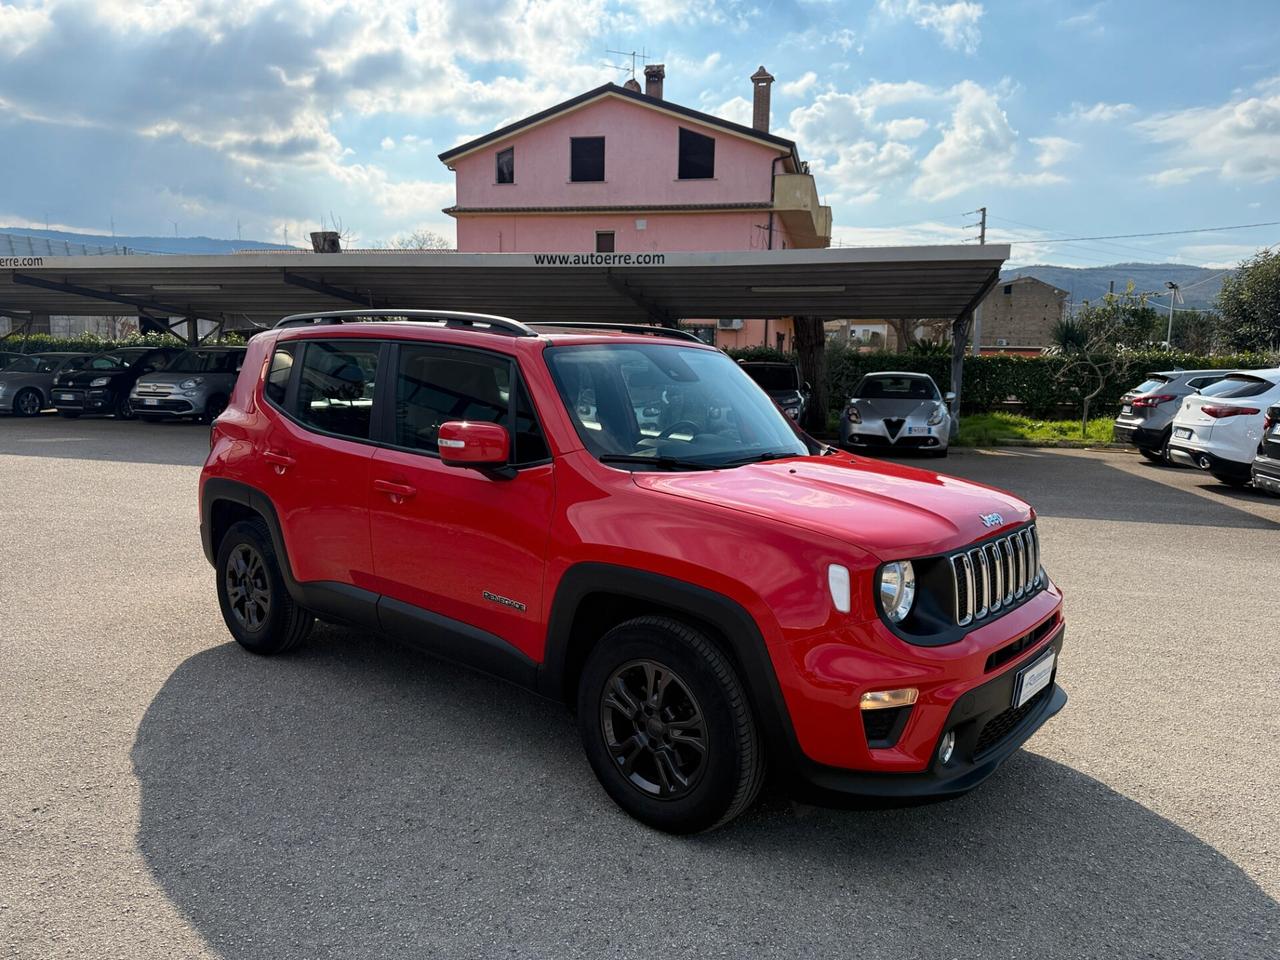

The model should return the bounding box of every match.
[1,416,1277,959]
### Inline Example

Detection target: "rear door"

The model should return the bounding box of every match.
[367,342,554,662]
[255,338,382,592]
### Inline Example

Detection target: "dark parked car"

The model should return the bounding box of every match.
[132,346,246,423]
[51,346,182,419]
[737,361,810,421]
[1251,404,1280,496]
[0,352,94,417]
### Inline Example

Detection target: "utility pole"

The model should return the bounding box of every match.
[1165,281,1181,346]
[978,206,986,245]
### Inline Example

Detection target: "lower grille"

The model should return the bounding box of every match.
[883,417,905,437]
[974,686,1050,756]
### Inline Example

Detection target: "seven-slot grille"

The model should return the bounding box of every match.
[951,524,1041,627]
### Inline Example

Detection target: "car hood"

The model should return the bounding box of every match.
[632,455,1030,560]
[850,398,942,420]
[59,369,127,385]
[136,372,224,386]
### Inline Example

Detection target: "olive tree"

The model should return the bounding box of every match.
[1217,247,1280,352]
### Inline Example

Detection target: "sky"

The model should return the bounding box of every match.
[1,0,1278,269]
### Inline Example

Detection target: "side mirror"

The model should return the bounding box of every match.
[438,420,510,469]
[944,391,956,404]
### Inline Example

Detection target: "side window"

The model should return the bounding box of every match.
[264,345,295,407]
[295,341,380,439]
[513,379,549,464]
[394,345,509,453]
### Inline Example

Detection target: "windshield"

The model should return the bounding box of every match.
[545,343,808,469]
[166,350,244,373]
[855,375,940,401]
[1198,375,1274,399]
[741,364,800,392]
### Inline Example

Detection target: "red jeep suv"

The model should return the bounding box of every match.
[200,310,1066,832]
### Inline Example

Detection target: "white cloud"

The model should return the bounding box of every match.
[877,0,984,54]
[1137,76,1280,184]
[913,81,1063,200]
[715,95,753,127]
[1143,166,1212,187]
[380,136,395,151]
[1030,135,1078,168]
[883,116,928,140]
[1064,100,1135,123]
[781,71,818,97]
[0,2,51,54]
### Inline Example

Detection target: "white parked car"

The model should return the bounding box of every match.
[1167,368,1280,486]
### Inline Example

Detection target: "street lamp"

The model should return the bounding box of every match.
[1164,281,1182,346]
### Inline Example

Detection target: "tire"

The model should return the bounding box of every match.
[1138,447,1165,464]
[1210,471,1250,488]
[215,518,314,655]
[576,615,765,833]
[202,394,228,424]
[13,388,42,417]
[58,411,81,419]
[114,394,136,420]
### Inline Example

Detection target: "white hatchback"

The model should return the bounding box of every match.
[1167,368,1280,486]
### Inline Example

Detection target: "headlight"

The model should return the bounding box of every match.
[180,378,203,390]
[927,402,946,426]
[90,377,111,387]
[878,561,916,623]
[846,405,861,424]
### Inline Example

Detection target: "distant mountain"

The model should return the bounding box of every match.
[1001,263,1230,310]
[0,226,296,256]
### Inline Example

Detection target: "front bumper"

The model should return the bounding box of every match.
[52,388,116,413]
[132,395,200,416]
[841,423,947,450]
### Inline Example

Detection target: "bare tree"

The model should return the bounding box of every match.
[1054,322,1131,438]
[391,229,452,250]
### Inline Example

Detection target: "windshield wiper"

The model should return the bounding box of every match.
[598,454,718,471]
[716,450,802,468]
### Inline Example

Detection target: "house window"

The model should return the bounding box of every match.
[595,231,615,253]
[570,137,605,181]
[678,127,715,180]
[1003,284,1013,295]
[495,147,514,184]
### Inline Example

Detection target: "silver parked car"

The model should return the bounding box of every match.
[1112,369,1232,463]
[131,346,246,422]
[839,371,953,458]
[0,352,93,417]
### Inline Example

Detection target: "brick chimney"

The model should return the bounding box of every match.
[623,77,641,92]
[644,63,665,100]
[750,65,775,132]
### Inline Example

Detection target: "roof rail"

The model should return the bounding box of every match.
[274,309,536,337]
[528,321,705,343]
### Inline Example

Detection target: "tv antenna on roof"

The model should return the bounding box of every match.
[603,47,648,80]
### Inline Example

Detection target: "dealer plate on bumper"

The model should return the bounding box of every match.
[1013,650,1055,708]
[1174,427,1192,439]
[907,426,930,435]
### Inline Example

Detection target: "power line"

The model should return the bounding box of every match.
[987,213,1219,265]
[1005,219,1280,245]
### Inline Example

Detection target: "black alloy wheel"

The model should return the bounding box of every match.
[13,388,42,417]
[577,616,765,833]
[115,393,136,420]
[225,544,271,632]
[600,659,708,800]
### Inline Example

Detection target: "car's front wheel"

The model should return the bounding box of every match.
[12,388,42,417]
[215,519,313,655]
[114,394,135,420]
[577,616,765,833]
[1210,470,1250,488]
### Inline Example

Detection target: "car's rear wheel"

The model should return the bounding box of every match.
[215,519,313,655]
[576,616,764,833]
[1139,429,1172,464]
[13,388,42,417]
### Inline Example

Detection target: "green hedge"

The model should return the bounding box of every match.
[0,331,245,355]
[729,346,1276,417]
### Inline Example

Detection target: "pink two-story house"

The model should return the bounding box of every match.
[438,65,832,349]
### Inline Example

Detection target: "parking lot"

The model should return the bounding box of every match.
[2,416,1278,959]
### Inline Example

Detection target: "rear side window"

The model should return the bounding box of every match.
[1198,375,1273,399]
[1131,376,1171,394]
[296,341,381,439]
[264,345,295,407]
[1187,375,1224,390]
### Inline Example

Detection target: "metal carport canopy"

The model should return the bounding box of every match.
[0,244,1008,330]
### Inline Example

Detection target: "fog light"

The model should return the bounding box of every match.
[937,730,956,765]
[859,687,918,710]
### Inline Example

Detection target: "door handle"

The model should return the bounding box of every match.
[373,479,417,501]
[263,449,295,472]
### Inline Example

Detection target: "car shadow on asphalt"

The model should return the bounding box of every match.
[0,415,209,467]
[132,627,1279,960]
[886,448,1280,530]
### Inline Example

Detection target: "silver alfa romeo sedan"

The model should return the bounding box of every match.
[839,371,953,457]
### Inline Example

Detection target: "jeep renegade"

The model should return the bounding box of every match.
[200,310,1066,833]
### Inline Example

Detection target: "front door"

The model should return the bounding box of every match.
[368,343,555,661]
